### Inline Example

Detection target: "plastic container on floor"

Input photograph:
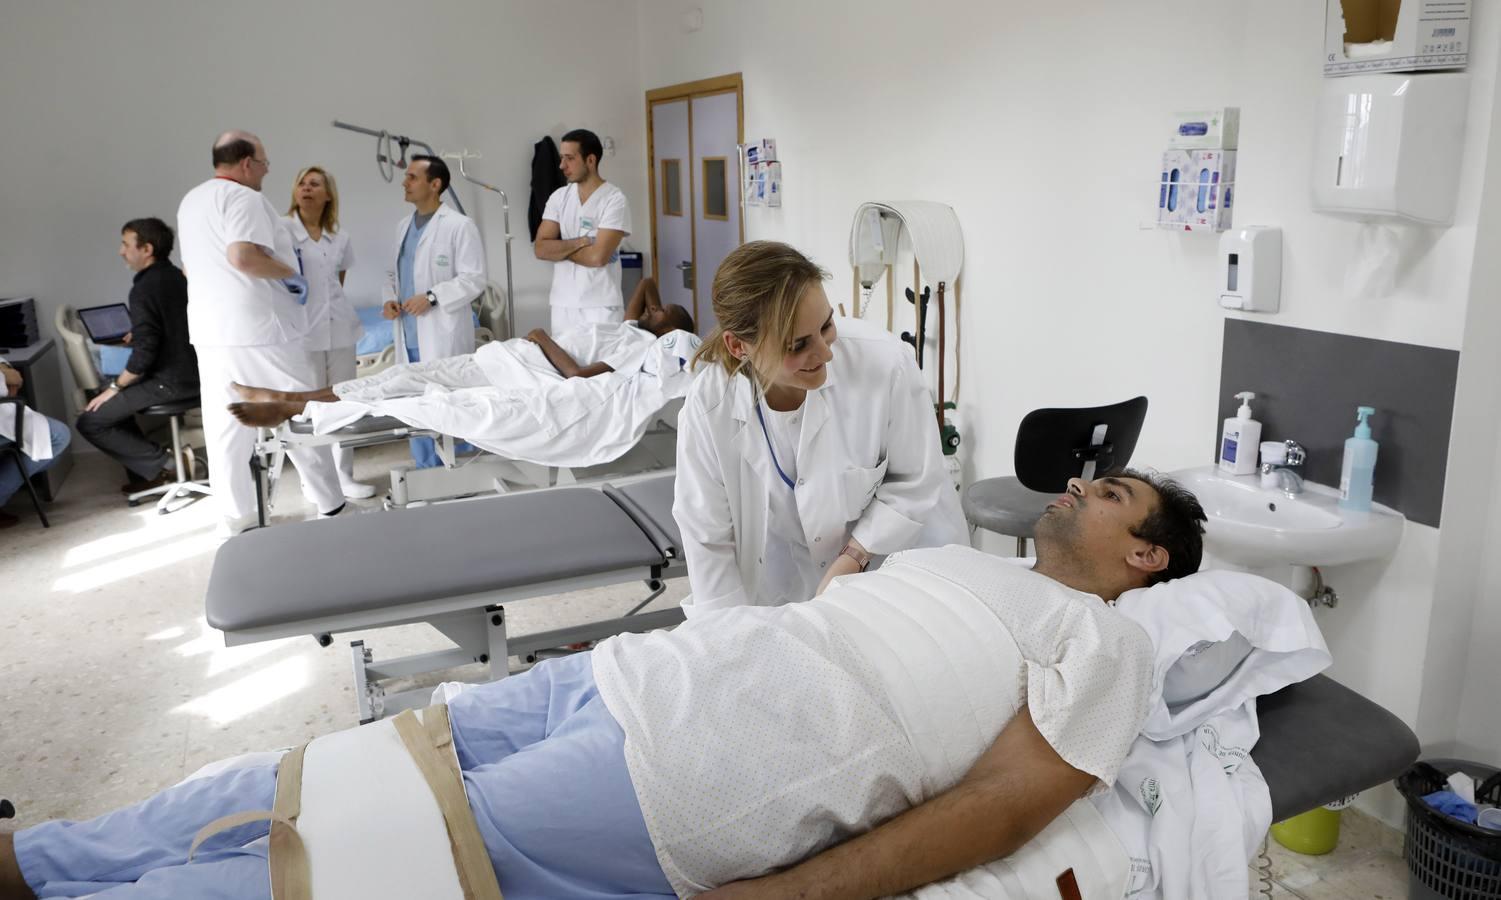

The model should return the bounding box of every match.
[1399,758,1501,899]
[1271,796,1356,855]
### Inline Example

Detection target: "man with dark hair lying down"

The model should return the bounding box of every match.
[1,471,1205,900]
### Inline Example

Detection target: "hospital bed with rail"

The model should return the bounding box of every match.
[252,317,689,519]
[251,405,679,521]
[207,471,1419,831]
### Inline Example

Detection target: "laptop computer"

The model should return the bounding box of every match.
[77,303,133,344]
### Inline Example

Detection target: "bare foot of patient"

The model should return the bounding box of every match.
[228,401,303,427]
[230,381,297,402]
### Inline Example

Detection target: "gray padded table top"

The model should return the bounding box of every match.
[288,415,408,436]
[207,488,667,633]
[1251,674,1420,822]
[961,476,1056,538]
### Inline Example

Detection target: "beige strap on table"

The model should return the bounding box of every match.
[182,710,499,900]
[394,707,504,900]
[185,741,312,900]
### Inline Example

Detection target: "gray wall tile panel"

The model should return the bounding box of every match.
[1218,320,1458,528]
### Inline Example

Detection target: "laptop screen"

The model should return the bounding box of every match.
[78,304,133,343]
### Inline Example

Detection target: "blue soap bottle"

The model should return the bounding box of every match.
[1339,406,1378,512]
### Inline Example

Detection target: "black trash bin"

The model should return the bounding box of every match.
[1398,758,1501,899]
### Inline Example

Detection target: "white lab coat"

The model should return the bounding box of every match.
[383,204,487,360]
[673,317,967,614]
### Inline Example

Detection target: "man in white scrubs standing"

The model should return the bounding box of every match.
[533,128,632,334]
[177,130,345,535]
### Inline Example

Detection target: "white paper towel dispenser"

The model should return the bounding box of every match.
[1310,72,1469,225]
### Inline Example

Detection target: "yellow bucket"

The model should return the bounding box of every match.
[1270,796,1356,855]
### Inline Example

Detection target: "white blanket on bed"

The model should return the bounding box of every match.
[306,329,699,468]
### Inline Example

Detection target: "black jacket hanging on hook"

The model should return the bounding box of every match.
[529,136,566,241]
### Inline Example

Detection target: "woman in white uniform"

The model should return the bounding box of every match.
[283,166,376,499]
[674,241,967,615]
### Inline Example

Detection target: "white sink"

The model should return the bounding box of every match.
[1171,466,1405,568]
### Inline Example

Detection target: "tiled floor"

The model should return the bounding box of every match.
[1257,808,1410,898]
[3,447,1412,897]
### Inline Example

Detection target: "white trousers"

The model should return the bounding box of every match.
[333,355,488,403]
[550,304,623,335]
[198,343,345,527]
[307,346,360,486]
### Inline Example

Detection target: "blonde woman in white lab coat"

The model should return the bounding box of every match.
[674,241,967,616]
[282,165,376,499]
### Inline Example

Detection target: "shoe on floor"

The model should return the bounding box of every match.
[122,470,173,495]
[340,480,378,500]
[318,502,347,519]
[213,515,257,540]
[0,510,18,530]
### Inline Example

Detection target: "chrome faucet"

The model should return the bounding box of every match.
[1261,440,1306,496]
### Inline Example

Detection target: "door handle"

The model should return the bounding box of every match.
[676,260,694,290]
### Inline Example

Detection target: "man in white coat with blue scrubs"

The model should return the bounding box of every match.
[381,155,487,468]
[177,130,345,536]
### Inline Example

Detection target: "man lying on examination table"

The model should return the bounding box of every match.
[1,470,1204,900]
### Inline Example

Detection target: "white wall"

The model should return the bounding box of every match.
[0,0,648,379]
[638,0,1501,822]
[1436,58,1501,764]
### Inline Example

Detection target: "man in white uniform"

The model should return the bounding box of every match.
[380,155,487,469]
[533,128,632,334]
[176,130,345,535]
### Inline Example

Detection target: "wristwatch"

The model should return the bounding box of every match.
[107,381,121,392]
[839,542,872,572]
[426,290,438,308]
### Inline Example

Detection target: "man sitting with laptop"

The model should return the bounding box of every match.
[76,218,199,493]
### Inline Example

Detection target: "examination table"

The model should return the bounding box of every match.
[206,472,1418,824]
[209,474,684,722]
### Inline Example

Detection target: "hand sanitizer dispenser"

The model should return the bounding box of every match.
[1219,226,1281,313]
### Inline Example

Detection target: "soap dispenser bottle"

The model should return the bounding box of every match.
[1339,406,1379,511]
[1219,391,1262,476]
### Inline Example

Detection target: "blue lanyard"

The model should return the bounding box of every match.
[754,401,797,491]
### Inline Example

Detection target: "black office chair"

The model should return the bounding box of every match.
[962,396,1148,556]
[126,396,212,514]
[1,396,51,527]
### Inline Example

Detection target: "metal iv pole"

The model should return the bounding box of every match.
[443,150,515,342]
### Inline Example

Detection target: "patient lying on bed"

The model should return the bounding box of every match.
[227,276,693,427]
[221,277,702,470]
[1,471,1206,900]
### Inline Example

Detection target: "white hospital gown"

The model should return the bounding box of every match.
[592,545,1154,895]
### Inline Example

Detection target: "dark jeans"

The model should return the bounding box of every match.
[76,378,198,480]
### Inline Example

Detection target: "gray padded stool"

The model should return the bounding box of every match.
[963,396,1148,555]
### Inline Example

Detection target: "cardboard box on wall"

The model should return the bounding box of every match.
[1325,0,1469,76]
